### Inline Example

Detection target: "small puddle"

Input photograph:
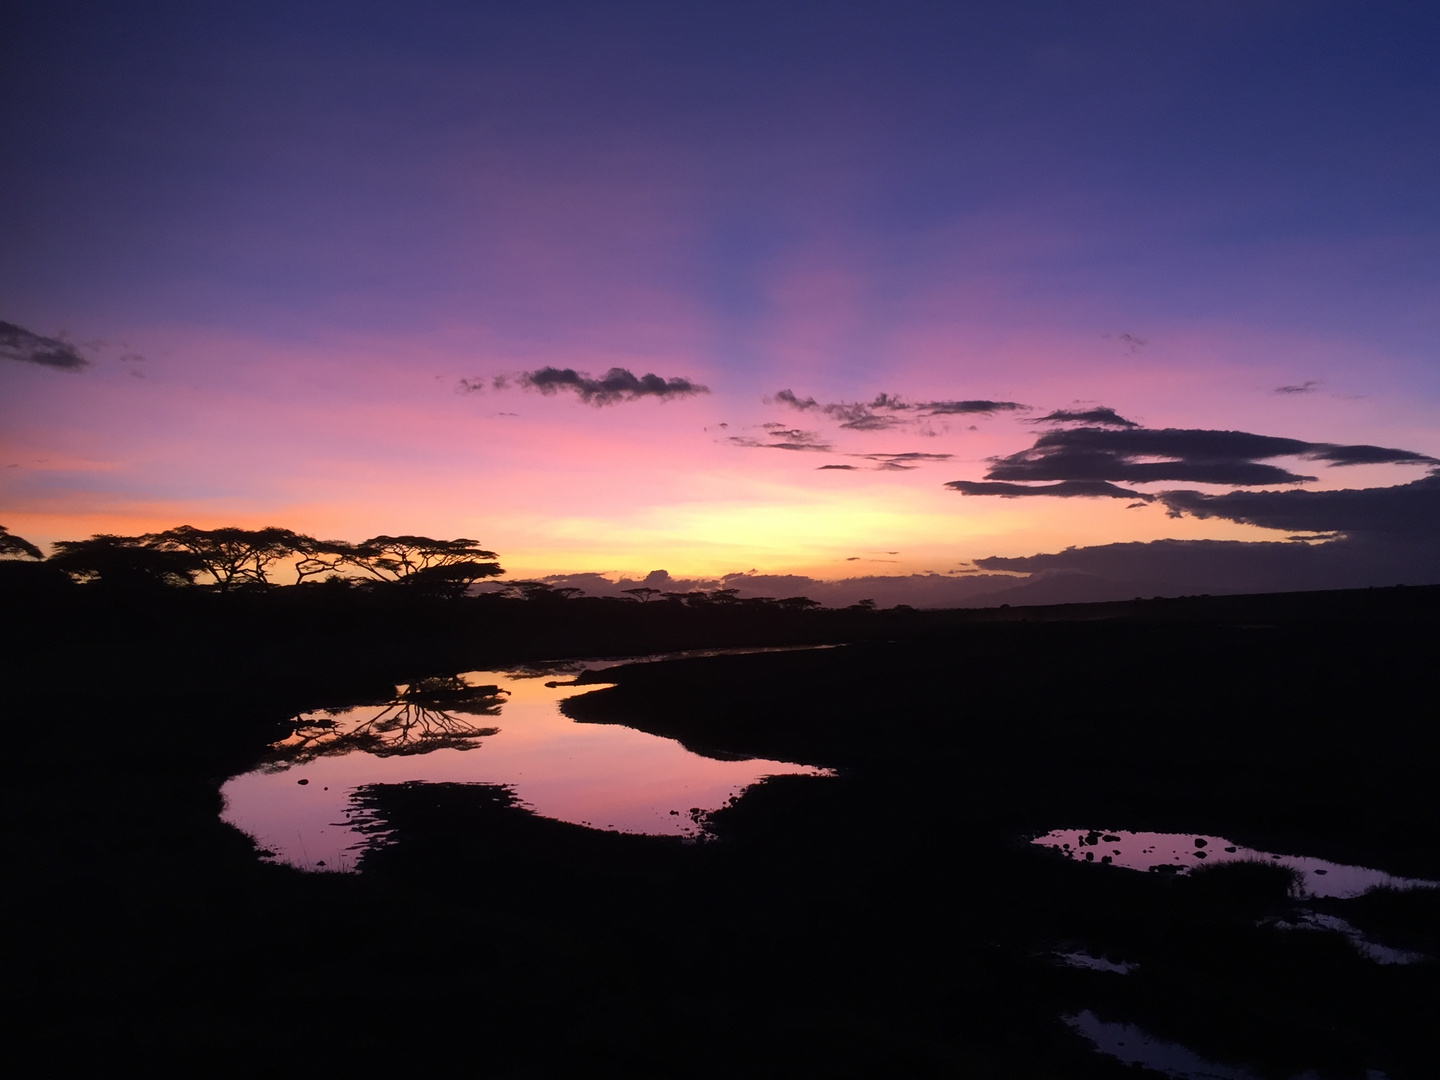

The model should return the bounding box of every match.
[222,652,832,870]
[1033,829,1438,899]
[1067,1009,1260,1079]
[1265,911,1429,966]
[1066,1010,1393,1079]
[1055,952,1136,975]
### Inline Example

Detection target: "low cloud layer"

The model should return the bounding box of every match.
[1027,407,1138,428]
[521,366,707,404]
[856,452,954,471]
[482,567,1037,609]
[477,513,1440,612]
[947,479,1150,499]
[460,366,708,405]
[728,432,957,466]
[1,321,87,370]
[770,388,1026,431]
[962,423,1436,488]
[1160,474,1440,541]
[946,419,1440,577]
[973,534,1440,597]
[729,425,832,452]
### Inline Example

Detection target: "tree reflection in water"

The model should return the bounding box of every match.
[265,676,505,766]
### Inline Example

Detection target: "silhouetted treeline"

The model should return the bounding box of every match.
[2,522,503,595]
[1,522,856,610]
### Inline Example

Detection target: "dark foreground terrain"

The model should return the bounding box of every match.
[3,576,1438,1076]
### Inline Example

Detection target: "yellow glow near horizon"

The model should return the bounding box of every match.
[477,479,1289,581]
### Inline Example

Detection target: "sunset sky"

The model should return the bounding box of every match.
[3,2,1438,600]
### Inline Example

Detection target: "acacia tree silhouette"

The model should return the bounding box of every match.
[344,535,502,581]
[290,535,359,584]
[146,526,311,591]
[502,581,583,601]
[18,524,508,593]
[48,534,204,587]
[0,526,42,560]
[660,588,742,607]
[341,536,504,596]
[774,596,822,610]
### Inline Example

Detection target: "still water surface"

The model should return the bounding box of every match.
[1067,1010,1393,1080]
[1034,828,1437,899]
[222,655,830,870]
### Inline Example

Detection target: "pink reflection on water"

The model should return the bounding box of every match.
[222,666,829,870]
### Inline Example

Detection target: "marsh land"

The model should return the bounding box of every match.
[3,569,1437,1076]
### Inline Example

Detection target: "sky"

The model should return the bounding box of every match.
[3,1,1438,603]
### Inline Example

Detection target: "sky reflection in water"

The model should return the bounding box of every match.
[1035,829,1437,900]
[222,662,829,870]
[1067,1010,1394,1080]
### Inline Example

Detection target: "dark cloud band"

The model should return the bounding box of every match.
[1160,474,1440,539]
[970,532,1440,597]
[918,399,1027,415]
[856,452,954,471]
[978,426,1434,487]
[947,479,1150,499]
[517,366,708,405]
[768,388,1027,431]
[1027,407,1138,428]
[947,419,1439,545]
[729,427,832,452]
[0,321,87,370]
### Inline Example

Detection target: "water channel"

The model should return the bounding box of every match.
[221,654,831,870]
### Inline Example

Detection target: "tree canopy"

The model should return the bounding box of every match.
[28,523,507,594]
[0,526,43,560]
[145,526,309,591]
[502,581,583,601]
[276,534,356,584]
[343,536,503,584]
[49,534,204,588]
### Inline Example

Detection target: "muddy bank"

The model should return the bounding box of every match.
[565,603,1440,877]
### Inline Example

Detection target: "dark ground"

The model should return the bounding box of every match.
[2,572,1437,1076]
